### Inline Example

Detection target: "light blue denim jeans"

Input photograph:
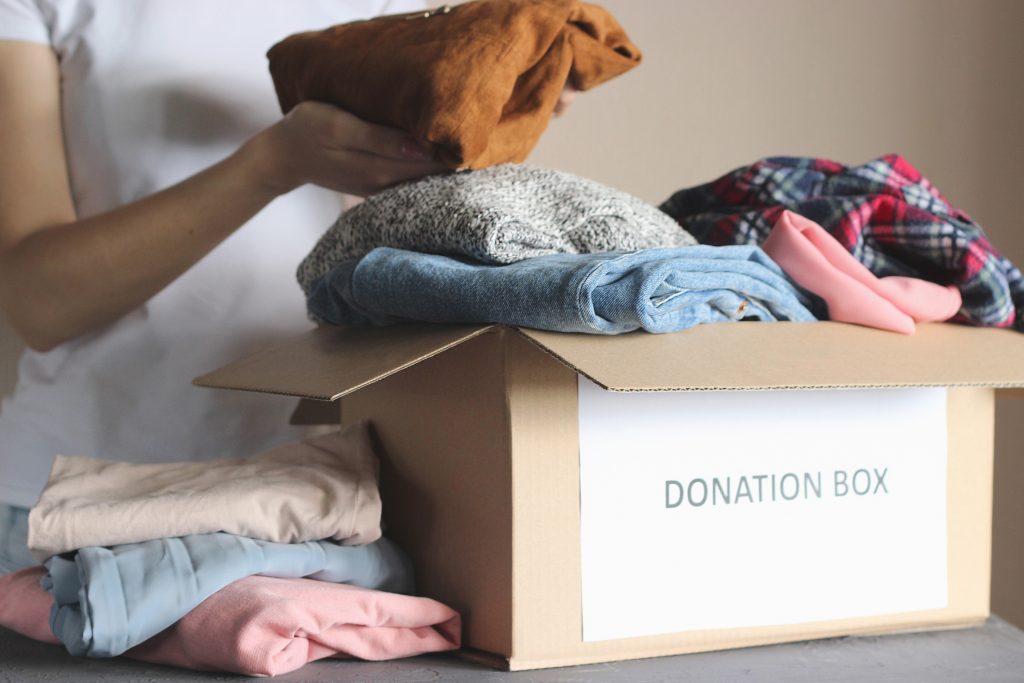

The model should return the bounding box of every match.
[46,534,414,658]
[307,245,821,334]
[0,502,34,574]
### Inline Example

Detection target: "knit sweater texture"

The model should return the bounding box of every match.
[297,164,696,295]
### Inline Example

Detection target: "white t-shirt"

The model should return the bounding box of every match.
[0,0,423,508]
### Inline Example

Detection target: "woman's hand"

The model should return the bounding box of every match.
[244,102,447,197]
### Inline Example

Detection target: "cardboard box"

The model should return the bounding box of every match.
[195,322,1024,670]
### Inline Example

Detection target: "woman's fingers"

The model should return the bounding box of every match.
[319,147,447,196]
[252,101,446,196]
[302,102,435,161]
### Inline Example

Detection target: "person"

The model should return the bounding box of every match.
[0,0,453,574]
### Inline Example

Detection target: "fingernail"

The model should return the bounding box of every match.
[400,140,432,160]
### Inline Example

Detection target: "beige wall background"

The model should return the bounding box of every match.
[2,0,1022,625]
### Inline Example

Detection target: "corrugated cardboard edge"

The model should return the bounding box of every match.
[514,323,1024,392]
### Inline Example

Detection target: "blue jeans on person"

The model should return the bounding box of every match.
[307,245,820,334]
[0,502,34,574]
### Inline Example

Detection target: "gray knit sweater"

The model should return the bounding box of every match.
[297,164,696,294]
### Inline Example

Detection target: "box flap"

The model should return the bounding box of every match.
[516,322,1024,391]
[196,321,1024,398]
[193,324,494,400]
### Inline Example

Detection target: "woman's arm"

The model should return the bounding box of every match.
[0,42,443,352]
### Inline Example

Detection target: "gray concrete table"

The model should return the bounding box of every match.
[2,618,1024,682]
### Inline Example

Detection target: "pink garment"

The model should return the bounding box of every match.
[763,210,962,334]
[0,568,460,677]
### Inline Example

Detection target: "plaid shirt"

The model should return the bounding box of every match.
[659,154,1023,330]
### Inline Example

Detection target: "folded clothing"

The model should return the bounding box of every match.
[268,0,640,169]
[297,164,696,300]
[29,422,381,562]
[658,154,1023,331]
[764,210,962,334]
[44,533,413,658]
[1,568,459,677]
[307,245,819,335]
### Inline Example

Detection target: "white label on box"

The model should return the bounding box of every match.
[578,380,948,642]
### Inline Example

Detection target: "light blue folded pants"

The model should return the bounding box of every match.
[44,533,414,658]
[306,245,821,334]
[0,503,34,575]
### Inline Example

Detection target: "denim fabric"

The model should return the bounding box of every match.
[0,503,33,575]
[44,533,414,658]
[307,246,819,334]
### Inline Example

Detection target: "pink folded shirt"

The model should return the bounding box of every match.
[0,567,460,677]
[763,210,962,334]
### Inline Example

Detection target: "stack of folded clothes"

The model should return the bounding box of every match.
[299,157,1022,336]
[300,164,824,334]
[0,422,460,677]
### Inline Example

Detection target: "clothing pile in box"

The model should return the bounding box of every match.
[0,422,460,677]
[267,0,1021,335]
[300,154,1023,337]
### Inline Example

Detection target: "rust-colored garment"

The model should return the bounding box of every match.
[267,0,641,169]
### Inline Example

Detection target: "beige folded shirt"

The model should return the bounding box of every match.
[28,422,381,562]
